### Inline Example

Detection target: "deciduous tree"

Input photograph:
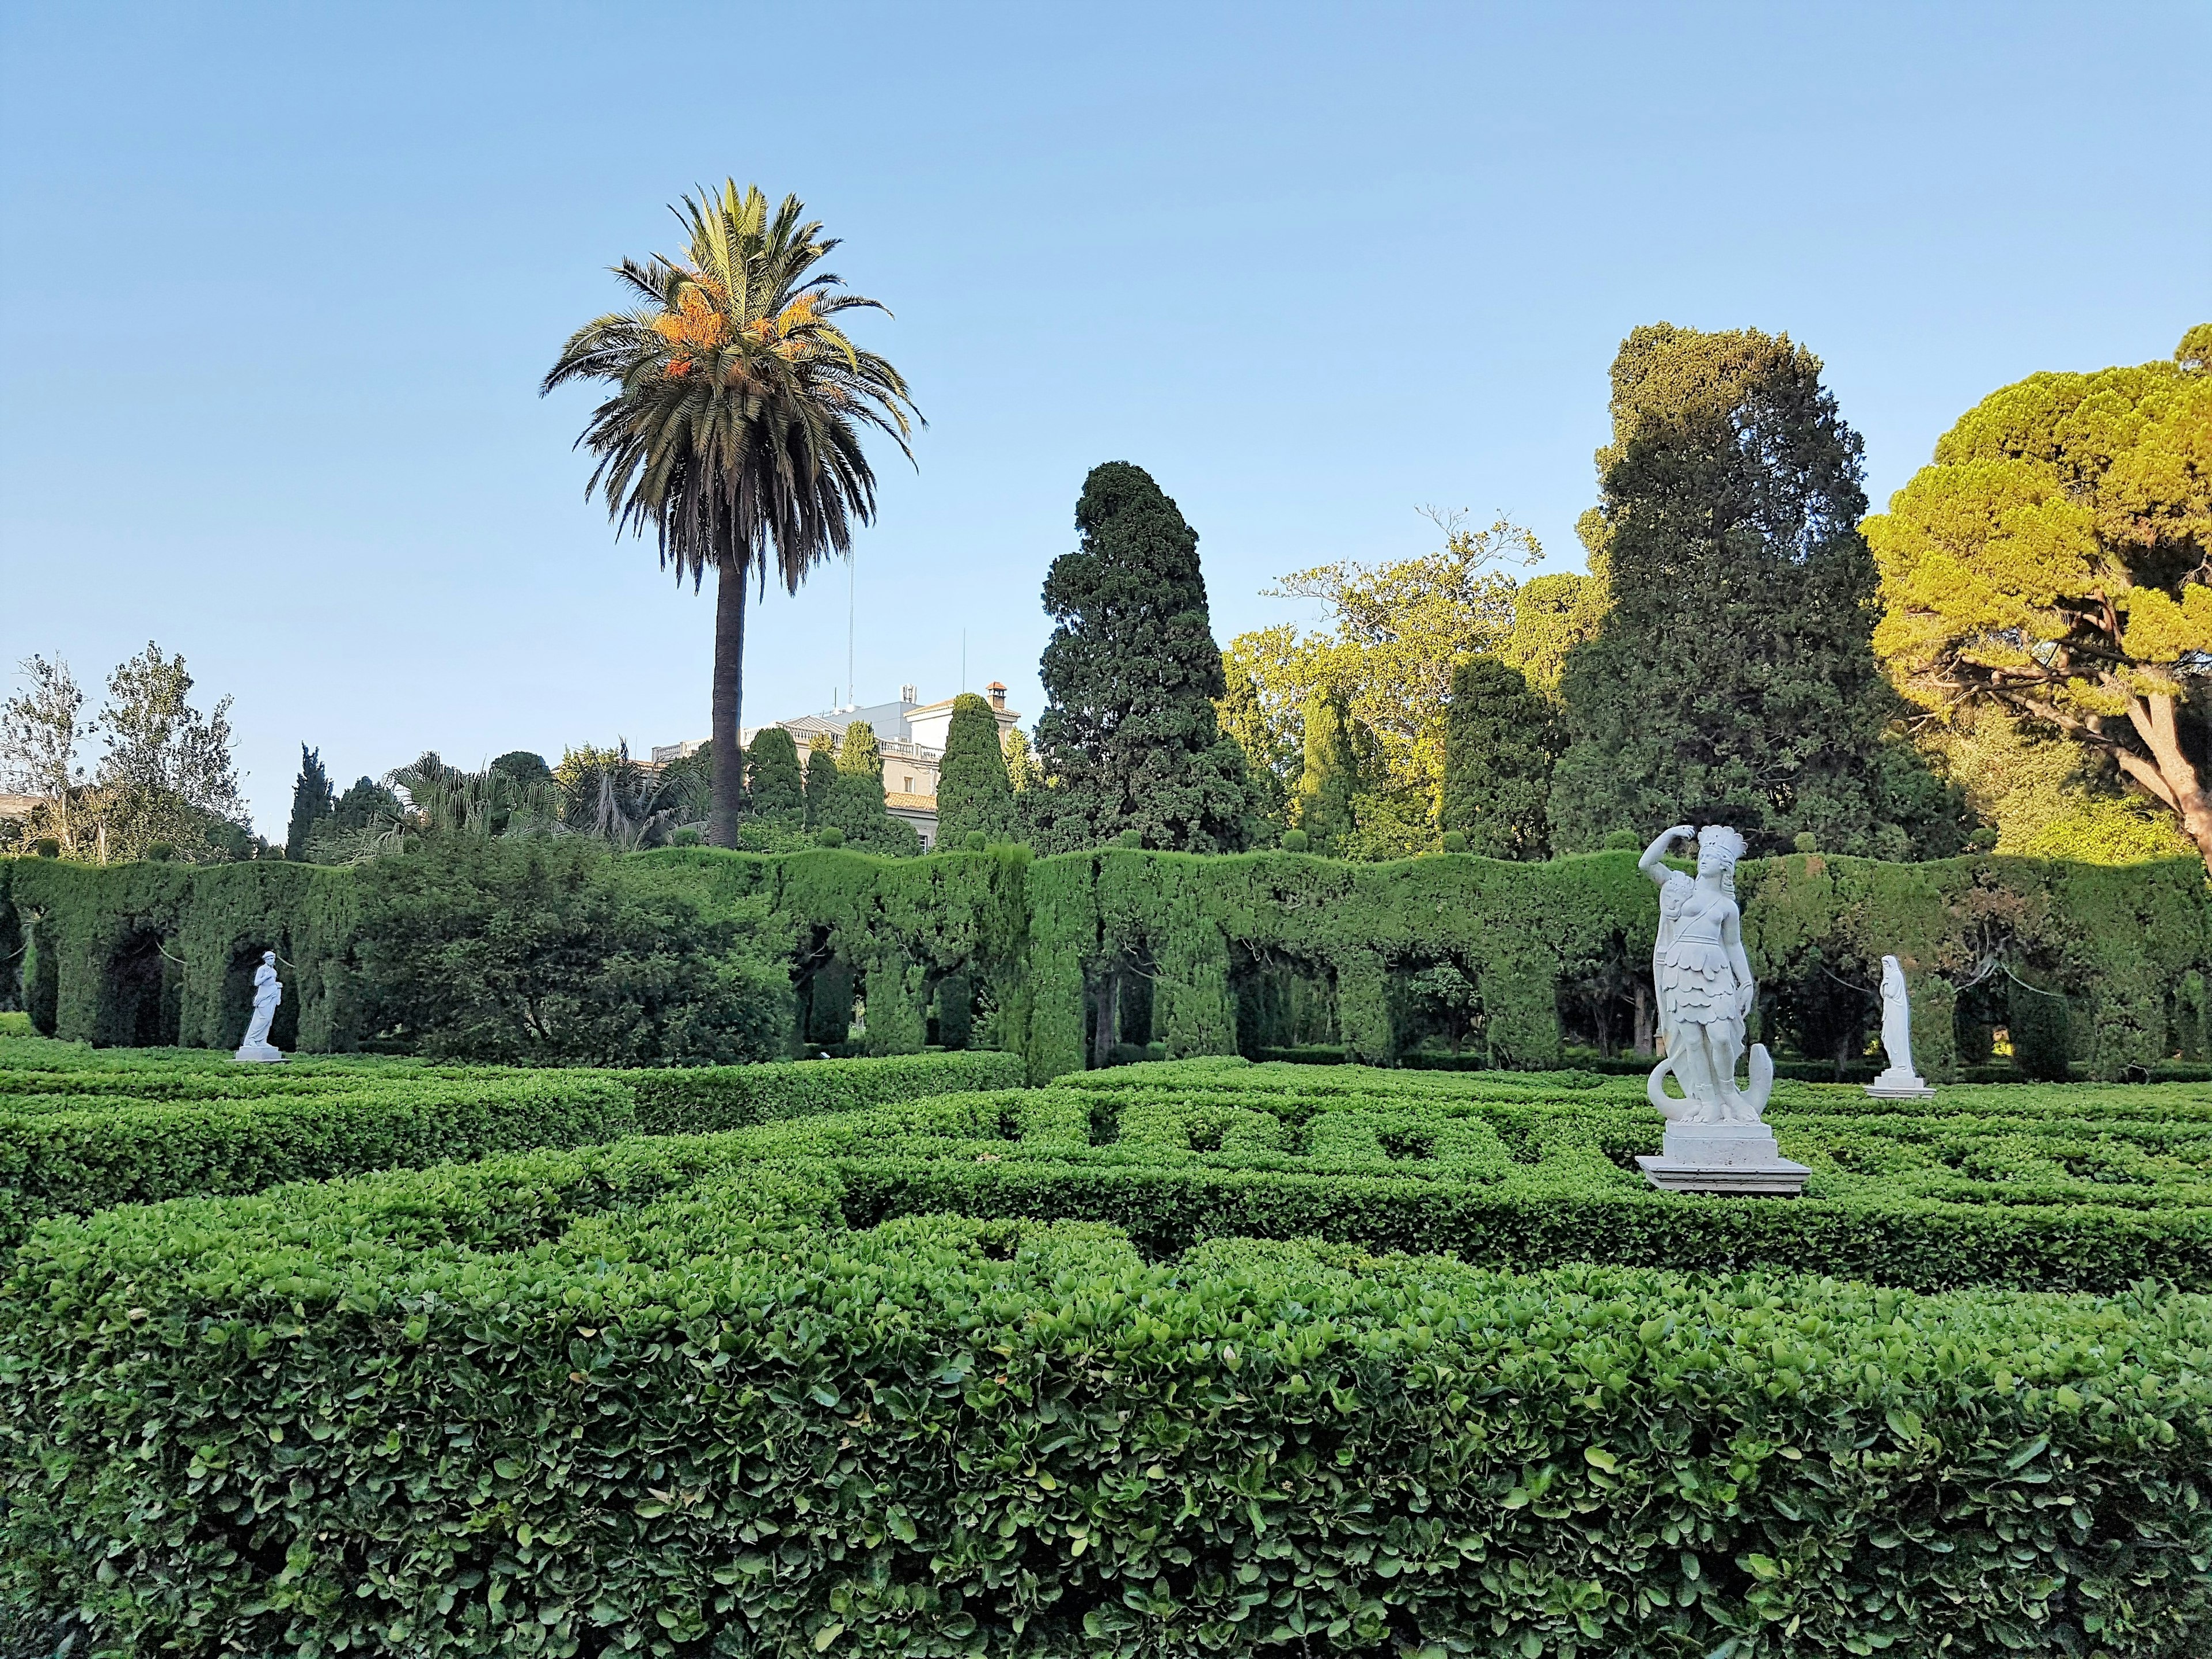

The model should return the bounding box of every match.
[94,642,246,862]
[0,654,91,857]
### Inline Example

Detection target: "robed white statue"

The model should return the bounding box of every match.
[1638,824,1774,1123]
[1865,953,1934,1098]
[234,950,285,1063]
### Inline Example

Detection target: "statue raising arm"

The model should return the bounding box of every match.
[1641,825,1695,887]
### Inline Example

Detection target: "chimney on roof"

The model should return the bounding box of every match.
[986,681,1007,711]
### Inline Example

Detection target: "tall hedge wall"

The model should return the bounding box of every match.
[2,846,2206,1084]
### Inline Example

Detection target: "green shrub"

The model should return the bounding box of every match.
[0,1042,1022,1245]
[353,839,792,1064]
[4,1146,2206,1657]
[7,843,2208,1085]
[0,1073,632,1243]
[625,1050,1021,1135]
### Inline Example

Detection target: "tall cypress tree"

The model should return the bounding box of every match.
[745,727,805,820]
[802,734,838,828]
[285,744,335,860]
[1549,324,1906,854]
[1442,655,1559,859]
[934,692,1015,845]
[1030,461,1253,851]
[820,721,919,853]
[1293,688,1360,855]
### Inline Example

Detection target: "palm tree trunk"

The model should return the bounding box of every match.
[709,562,748,847]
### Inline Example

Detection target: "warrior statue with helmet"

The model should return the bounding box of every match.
[1633,825,1802,1191]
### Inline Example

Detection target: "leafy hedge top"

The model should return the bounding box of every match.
[6,1134,2209,1656]
[18,1059,2210,1297]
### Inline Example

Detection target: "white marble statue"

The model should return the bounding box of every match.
[1639,824,1774,1123]
[1865,953,1934,1099]
[1633,825,1805,1194]
[234,950,285,1063]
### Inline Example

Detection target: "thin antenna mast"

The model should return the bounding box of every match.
[847,551,856,709]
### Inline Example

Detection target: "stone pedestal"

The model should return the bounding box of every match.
[1637,1120,1809,1195]
[233,1040,284,1064]
[1863,1066,1934,1100]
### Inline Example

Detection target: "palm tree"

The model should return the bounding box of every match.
[543,181,919,846]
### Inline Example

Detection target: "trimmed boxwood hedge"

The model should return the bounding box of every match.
[2,1119,2206,1657]
[0,1041,1021,1244]
[6,842,2208,1082]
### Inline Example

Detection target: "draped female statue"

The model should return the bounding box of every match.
[1639,824,1772,1123]
[234,950,285,1063]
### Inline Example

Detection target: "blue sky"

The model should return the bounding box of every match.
[2,1,2205,835]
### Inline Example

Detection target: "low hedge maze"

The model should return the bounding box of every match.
[4,1060,2209,1656]
[0,1039,1021,1246]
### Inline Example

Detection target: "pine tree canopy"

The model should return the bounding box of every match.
[1549,323,1949,857]
[1030,461,1253,851]
[934,692,1015,845]
[744,727,805,820]
[1866,327,2212,871]
[285,745,335,861]
[1441,655,1560,860]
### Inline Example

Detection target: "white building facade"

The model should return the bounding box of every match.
[654,682,1019,851]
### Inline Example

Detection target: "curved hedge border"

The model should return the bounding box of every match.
[3,1123,2206,1657]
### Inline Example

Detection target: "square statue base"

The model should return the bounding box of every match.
[233,1041,285,1064]
[1863,1067,1934,1100]
[1637,1121,1809,1196]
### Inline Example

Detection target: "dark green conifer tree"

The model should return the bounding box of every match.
[1029,461,1253,851]
[488,751,551,785]
[1550,324,1921,854]
[802,735,838,828]
[285,745,335,860]
[1441,655,1560,859]
[1293,689,1360,855]
[745,728,805,820]
[934,692,1015,845]
[331,776,402,832]
[819,722,919,854]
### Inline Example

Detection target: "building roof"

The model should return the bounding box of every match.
[0,793,42,820]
